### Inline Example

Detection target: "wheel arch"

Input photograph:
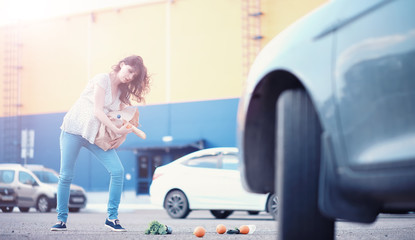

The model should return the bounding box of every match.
[243,70,382,223]
[36,194,53,212]
[242,69,306,194]
[163,188,191,209]
[265,192,275,212]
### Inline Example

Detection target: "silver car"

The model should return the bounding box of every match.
[238,0,415,239]
[25,164,87,212]
[0,164,87,212]
[0,164,56,212]
[0,179,18,212]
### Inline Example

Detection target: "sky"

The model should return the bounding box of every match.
[0,0,165,26]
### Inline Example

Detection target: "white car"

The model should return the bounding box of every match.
[150,147,277,219]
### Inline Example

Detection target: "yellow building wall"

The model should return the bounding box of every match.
[169,0,242,103]
[20,16,89,115]
[261,0,327,44]
[0,0,327,116]
[87,4,167,105]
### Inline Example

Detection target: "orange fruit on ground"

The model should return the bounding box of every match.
[193,226,206,238]
[216,224,226,234]
[239,225,249,234]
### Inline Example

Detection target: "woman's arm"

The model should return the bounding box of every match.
[120,102,140,127]
[94,84,132,135]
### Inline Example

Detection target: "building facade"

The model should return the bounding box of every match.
[0,0,326,193]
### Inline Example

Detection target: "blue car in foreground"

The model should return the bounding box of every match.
[238,0,415,239]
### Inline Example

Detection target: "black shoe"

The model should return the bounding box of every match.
[51,221,67,231]
[105,219,127,232]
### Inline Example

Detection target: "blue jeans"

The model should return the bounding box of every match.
[57,131,124,223]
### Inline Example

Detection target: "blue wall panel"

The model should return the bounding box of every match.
[0,98,239,191]
[21,113,63,169]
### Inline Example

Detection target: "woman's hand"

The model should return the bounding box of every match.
[94,83,132,136]
[116,124,133,135]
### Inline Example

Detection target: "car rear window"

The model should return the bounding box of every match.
[0,170,15,183]
[32,170,59,184]
[185,155,219,169]
[222,154,239,170]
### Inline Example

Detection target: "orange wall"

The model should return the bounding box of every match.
[0,0,327,116]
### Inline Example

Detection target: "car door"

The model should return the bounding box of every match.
[182,154,225,208]
[333,0,415,169]
[15,171,38,207]
[219,153,267,210]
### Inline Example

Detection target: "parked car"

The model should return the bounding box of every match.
[238,0,415,239]
[150,147,277,219]
[0,164,86,213]
[25,164,87,212]
[0,173,18,212]
[0,164,56,212]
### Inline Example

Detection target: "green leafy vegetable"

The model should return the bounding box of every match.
[145,220,168,235]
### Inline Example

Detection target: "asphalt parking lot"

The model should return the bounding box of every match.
[2,192,415,240]
[0,210,276,240]
[2,209,415,240]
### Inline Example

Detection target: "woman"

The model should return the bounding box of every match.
[51,55,150,232]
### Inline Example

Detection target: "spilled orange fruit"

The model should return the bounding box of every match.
[216,224,226,234]
[193,226,206,238]
[239,225,249,234]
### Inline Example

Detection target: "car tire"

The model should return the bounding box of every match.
[210,210,233,219]
[36,195,51,213]
[69,208,80,212]
[266,193,278,219]
[1,206,14,213]
[276,89,334,240]
[247,211,260,215]
[164,190,191,219]
[19,207,30,212]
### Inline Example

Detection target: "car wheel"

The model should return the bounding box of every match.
[276,89,334,240]
[210,210,233,219]
[69,208,80,212]
[164,190,190,219]
[19,207,30,212]
[1,206,14,212]
[37,195,51,213]
[266,193,278,219]
[247,211,260,215]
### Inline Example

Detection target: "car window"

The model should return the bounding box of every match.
[19,171,36,185]
[0,170,15,183]
[222,154,239,170]
[185,155,219,169]
[32,170,59,184]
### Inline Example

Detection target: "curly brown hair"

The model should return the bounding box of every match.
[112,55,151,105]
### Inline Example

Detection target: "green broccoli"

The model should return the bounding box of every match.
[144,220,169,235]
